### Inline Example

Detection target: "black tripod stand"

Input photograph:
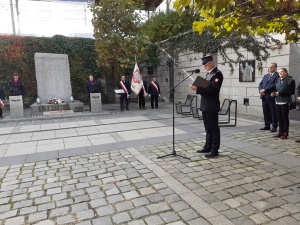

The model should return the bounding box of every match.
[157,71,197,160]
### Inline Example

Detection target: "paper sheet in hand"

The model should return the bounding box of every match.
[193,76,210,88]
[114,89,125,94]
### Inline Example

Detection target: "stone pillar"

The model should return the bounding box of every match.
[34,53,72,103]
[9,96,24,118]
[90,93,102,113]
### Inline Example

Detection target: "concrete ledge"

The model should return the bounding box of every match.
[31,100,84,115]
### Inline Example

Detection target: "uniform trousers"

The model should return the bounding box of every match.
[150,95,158,109]
[138,92,145,109]
[120,94,129,110]
[202,111,220,152]
[276,103,290,136]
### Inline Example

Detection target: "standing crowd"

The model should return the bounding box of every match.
[117,75,160,112]
[259,63,300,142]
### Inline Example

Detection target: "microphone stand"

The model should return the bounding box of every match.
[158,71,198,160]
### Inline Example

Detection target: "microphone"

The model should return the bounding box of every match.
[187,69,200,73]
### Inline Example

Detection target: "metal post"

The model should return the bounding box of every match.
[9,0,16,35]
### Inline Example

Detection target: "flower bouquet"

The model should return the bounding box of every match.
[48,97,64,104]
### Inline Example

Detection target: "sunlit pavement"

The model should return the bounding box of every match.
[0,102,299,225]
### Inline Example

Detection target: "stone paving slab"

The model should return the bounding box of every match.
[0,103,299,224]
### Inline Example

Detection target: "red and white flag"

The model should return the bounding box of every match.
[0,99,4,108]
[131,63,144,95]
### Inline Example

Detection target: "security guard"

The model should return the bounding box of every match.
[189,55,223,158]
[7,72,26,97]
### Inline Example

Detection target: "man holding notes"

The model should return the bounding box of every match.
[189,55,223,158]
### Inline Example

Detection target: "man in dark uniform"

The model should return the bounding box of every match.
[148,77,160,109]
[138,77,147,110]
[189,55,223,158]
[118,75,131,111]
[86,74,99,111]
[7,72,26,97]
[0,85,5,118]
[258,63,279,132]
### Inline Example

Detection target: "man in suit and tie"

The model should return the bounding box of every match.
[258,63,279,132]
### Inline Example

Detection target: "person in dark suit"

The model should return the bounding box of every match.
[0,85,5,118]
[118,75,131,111]
[86,75,99,111]
[148,77,160,109]
[258,63,279,132]
[7,72,25,97]
[138,77,147,110]
[189,55,223,158]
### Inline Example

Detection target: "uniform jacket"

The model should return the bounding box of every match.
[258,71,279,100]
[196,67,223,112]
[297,81,300,97]
[148,81,160,95]
[0,86,5,100]
[118,80,131,96]
[139,80,148,95]
[86,79,99,94]
[274,76,295,103]
[8,80,25,97]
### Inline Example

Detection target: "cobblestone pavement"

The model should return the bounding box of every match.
[0,103,299,225]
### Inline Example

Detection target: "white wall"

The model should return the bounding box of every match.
[153,38,294,115]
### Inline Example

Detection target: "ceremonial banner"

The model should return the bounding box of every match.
[131,63,143,95]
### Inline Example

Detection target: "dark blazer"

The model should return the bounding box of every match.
[258,71,279,100]
[143,80,148,93]
[8,80,26,97]
[0,87,5,100]
[118,80,131,96]
[86,79,99,94]
[148,81,160,95]
[297,81,300,97]
[274,76,295,103]
[196,67,223,112]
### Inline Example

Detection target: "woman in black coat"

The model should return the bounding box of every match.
[271,68,295,139]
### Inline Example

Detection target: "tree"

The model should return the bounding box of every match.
[174,0,300,42]
[142,10,198,43]
[91,0,145,102]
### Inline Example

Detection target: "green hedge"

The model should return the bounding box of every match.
[0,35,103,106]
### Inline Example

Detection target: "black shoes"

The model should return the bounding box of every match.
[196,149,211,153]
[259,127,270,130]
[270,127,277,132]
[205,152,219,158]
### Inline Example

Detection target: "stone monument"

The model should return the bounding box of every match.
[90,93,102,113]
[31,53,84,115]
[9,96,24,118]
